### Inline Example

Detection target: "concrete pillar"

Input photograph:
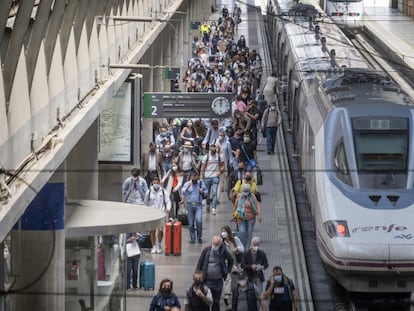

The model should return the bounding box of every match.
[10,178,65,311]
[66,120,99,200]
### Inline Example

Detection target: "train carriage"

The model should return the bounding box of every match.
[267,0,414,293]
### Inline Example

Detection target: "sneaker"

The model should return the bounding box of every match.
[156,245,162,254]
[212,208,216,215]
[151,246,157,254]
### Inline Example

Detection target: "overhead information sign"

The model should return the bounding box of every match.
[143,93,233,118]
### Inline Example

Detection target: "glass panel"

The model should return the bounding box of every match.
[354,132,408,171]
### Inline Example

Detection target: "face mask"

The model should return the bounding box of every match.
[221,231,228,239]
[161,287,171,295]
[238,280,247,287]
[252,246,259,252]
[270,106,276,111]
[243,191,249,196]
[243,137,251,143]
[194,279,202,286]
[187,123,193,127]
[172,166,178,171]
[211,245,219,252]
[153,184,160,190]
[275,275,282,283]
[219,136,224,142]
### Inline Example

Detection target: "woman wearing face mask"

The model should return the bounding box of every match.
[263,266,299,311]
[233,184,262,250]
[231,171,260,202]
[180,119,200,146]
[162,161,184,218]
[149,278,181,311]
[220,225,244,306]
[241,237,269,298]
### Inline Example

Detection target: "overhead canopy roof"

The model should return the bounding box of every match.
[65,200,165,237]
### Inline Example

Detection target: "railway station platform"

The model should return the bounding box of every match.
[126,0,314,310]
[362,6,414,81]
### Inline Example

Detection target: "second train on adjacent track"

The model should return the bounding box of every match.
[267,0,414,293]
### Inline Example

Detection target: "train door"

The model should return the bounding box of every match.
[302,123,316,212]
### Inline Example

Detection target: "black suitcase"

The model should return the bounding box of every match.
[176,208,189,226]
[137,232,152,249]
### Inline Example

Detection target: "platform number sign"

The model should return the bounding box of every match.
[143,93,233,118]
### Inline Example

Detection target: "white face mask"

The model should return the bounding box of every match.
[211,244,220,252]
[252,246,259,252]
[153,184,160,191]
[238,280,247,287]
[270,106,276,111]
[221,231,228,239]
[172,166,178,171]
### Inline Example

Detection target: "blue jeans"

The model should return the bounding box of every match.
[203,176,219,209]
[204,278,224,311]
[266,127,278,153]
[127,254,140,289]
[163,161,172,176]
[187,204,203,242]
[238,218,256,250]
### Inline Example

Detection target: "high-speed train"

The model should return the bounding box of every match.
[267,0,414,293]
[323,0,364,28]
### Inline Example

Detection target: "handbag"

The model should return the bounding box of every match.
[241,145,257,168]
[254,191,262,202]
[256,168,263,185]
[126,241,141,257]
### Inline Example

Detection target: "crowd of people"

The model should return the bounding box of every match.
[123,5,298,311]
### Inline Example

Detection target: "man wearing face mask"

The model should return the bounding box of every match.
[241,237,269,297]
[122,168,148,204]
[181,171,208,244]
[232,271,266,311]
[202,119,220,151]
[261,101,282,155]
[235,133,257,171]
[263,266,298,311]
[144,177,172,254]
[141,142,164,186]
[149,278,181,311]
[196,236,234,311]
[200,144,225,215]
[184,271,213,311]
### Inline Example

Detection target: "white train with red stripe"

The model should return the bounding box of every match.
[324,0,364,28]
[267,0,414,293]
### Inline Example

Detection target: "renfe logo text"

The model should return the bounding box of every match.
[352,224,407,233]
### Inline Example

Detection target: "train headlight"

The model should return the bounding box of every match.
[324,220,350,238]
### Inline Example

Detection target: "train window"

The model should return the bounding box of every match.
[354,132,408,172]
[334,142,352,185]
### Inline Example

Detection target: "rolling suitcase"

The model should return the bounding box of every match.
[176,207,189,226]
[137,231,152,249]
[165,220,182,256]
[139,260,155,290]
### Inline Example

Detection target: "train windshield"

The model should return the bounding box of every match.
[353,118,408,172]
